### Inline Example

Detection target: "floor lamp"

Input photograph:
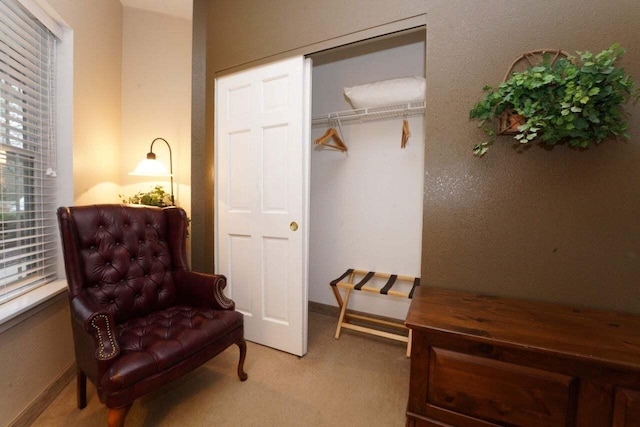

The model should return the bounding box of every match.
[129,137,175,205]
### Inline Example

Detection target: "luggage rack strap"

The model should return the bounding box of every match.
[380,275,398,295]
[330,269,419,298]
[330,268,354,287]
[409,277,421,299]
[354,271,375,290]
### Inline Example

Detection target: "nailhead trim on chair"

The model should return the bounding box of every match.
[214,277,234,309]
[91,314,117,359]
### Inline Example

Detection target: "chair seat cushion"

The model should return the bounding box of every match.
[102,306,243,392]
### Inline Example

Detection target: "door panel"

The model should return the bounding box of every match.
[262,125,289,212]
[228,234,253,315]
[227,130,252,212]
[215,56,309,356]
[263,236,289,323]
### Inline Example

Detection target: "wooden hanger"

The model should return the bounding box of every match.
[401,119,411,149]
[314,127,347,152]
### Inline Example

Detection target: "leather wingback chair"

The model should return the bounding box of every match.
[57,204,247,426]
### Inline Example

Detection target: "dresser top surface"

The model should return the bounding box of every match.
[405,287,640,371]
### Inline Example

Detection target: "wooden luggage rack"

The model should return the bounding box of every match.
[330,269,420,357]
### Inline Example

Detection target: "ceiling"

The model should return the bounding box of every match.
[120,0,192,20]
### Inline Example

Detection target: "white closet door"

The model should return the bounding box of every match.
[215,56,310,356]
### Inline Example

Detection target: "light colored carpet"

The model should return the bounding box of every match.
[32,311,410,426]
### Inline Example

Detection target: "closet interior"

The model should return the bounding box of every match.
[308,29,426,324]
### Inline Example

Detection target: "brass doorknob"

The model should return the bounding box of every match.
[290,221,298,231]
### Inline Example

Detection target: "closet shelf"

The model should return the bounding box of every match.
[312,101,425,127]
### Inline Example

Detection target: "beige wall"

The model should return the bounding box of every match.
[0,298,73,424]
[120,6,192,219]
[48,0,123,204]
[0,0,122,424]
[196,0,640,313]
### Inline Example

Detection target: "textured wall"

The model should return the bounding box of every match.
[197,0,640,313]
[191,0,209,271]
[418,1,640,313]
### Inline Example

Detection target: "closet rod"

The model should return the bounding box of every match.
[312,101,425,127]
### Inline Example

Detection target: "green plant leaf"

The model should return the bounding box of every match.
[574,118,589,129]
[588,87,601,96]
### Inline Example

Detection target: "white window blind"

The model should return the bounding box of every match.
[0,0,58,303]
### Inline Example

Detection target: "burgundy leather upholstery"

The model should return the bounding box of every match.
[57,204,246,411]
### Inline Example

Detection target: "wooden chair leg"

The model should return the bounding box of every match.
[236,338,248,381]
[77,368,87,409]
[107,405,131,427]
[335,288,352,339]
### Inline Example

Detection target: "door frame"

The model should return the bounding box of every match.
[213,15,426,79]
[211,21,427,353]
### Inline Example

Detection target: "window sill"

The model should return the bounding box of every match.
[0,279,67,332]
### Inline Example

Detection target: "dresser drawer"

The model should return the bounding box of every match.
[427,348,578,426]
[613,388,640,427]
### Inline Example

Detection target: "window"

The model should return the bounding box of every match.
[0,0,58,303]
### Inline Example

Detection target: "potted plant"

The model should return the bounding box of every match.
[120,185,191,235]
[120,185,173,207]
[470,44,639,155]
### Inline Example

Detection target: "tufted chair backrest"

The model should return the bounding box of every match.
[58,204,188,324]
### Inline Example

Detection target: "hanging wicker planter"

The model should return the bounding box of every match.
[470,44,637,156]
[497,110,527,135]
[496,50,570,135]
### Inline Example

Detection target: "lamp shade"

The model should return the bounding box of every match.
[129,158,172,177]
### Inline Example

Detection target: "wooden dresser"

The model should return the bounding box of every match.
[404,288,640,427]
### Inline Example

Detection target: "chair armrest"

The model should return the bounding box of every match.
[174,270,235,310]
[70,296,120,361]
